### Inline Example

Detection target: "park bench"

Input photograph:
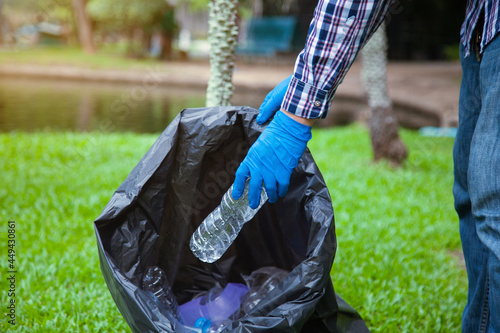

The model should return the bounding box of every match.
[237,16,297,59]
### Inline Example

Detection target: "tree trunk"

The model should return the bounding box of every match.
[142,31,153,56]
[73,0,96,54]
[0,0,4,45]
[160,32,174,60]
[361,22,407,166]
[252,0,263,17]
[206,0,239,107]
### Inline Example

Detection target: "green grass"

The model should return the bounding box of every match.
[0,132,157,332]
[0,126,466,332]
[309,126,466,332]
[0,46,165,70]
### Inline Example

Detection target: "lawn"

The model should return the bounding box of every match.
[309,127,466,332]
[0,126,466,332]
[0,46,166,70]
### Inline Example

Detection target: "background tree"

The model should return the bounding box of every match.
[158,6,177,59]
[72,0,95,53]
[87,0,174,58]
[4,0,76,42]
[0,0,4,44]
[294,0,318,50]
[205,0,239,107]
[361,22,407,166]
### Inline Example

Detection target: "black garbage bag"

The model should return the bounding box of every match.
[94,106,370,333]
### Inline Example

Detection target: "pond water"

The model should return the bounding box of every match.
[0,78,266,133]
[0,77,440,133]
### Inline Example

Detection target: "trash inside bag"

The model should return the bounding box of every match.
[94,106,370,332]
[240,266,288,314]
[142,266,184,323]
[179,283,249,327]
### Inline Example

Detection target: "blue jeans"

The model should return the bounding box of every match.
[454,34,500,333]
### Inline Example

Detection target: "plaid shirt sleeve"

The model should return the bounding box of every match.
[282,0,395,119]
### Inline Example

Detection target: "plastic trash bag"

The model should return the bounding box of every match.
[94,106,370,332]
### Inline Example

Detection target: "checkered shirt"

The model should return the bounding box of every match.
[461,0,500,57]
[282,0,500,119]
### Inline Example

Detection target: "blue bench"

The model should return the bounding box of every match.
[237,16,297,57]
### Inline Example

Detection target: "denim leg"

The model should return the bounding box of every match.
[469,34,500,333]
[454,43,491,333]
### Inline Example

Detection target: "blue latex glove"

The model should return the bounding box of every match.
[233,110,312,208]
[256,75,292,125]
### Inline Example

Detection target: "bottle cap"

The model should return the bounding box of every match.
[195,317,212,333]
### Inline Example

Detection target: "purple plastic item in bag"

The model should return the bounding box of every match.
[179,283,249,327]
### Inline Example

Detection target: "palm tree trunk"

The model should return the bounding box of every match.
[361,22,407,166]
[206,0,239,107]
[0,0,4,45]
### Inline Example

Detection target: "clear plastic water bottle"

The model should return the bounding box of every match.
[141,266,183,323]
[190,181,268,263]
[241,266,288,314]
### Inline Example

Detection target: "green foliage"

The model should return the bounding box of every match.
[5,0,73,25]
[180,0,210,12]
[0,126,465,331]
[87,0,169,32]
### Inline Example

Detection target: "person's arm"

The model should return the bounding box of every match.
[283,0,395,120]
[281,108,316,126]
[258,0,395,124]
[234,0,394,208]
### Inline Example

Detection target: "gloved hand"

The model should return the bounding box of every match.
[233,110,312,208]
[256,75,292,125]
